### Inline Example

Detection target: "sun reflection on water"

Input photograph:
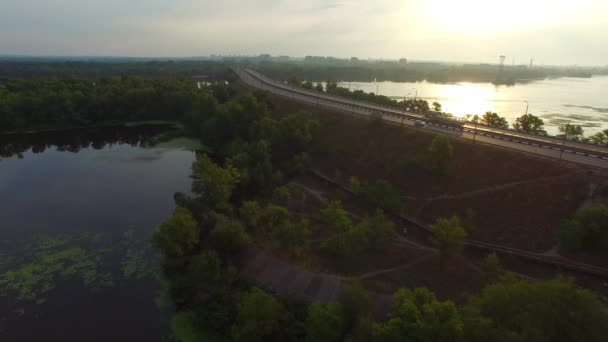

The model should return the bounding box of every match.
[435,83,496,118]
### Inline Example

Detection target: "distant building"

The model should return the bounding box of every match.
[259,54,271,59]
[399,58,408,65]
[351,57,359,63]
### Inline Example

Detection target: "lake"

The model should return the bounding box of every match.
[0,126,196,341]
[339,76,608,136]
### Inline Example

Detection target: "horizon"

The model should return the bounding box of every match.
[2,0,607,66]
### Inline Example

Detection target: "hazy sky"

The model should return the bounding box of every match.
[1,0,607,65]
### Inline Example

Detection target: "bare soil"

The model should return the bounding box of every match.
[269,94,601,252]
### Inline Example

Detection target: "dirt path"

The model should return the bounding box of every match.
[353,254,434,280]
[237,247,393,318]
[413,172,583,216]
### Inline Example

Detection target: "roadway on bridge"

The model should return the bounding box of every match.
[235,67,608,169]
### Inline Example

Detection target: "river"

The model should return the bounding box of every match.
[338,76,608,136]
[0,126,196,341]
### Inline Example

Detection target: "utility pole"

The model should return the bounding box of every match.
[560,120,571,161]
[524,100,529,115]
[473,118,479,144]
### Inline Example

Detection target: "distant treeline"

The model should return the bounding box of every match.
[0,77,234,133]
[0,61,233,79]
[250,61,598,85]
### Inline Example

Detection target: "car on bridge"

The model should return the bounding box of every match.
[414,120,426,128]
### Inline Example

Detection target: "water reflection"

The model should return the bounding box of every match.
[0,125,171,160]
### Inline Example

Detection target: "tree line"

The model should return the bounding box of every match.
[0,77,236,133]
[0,61,232,79]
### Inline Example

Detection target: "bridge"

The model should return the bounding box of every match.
[234,67,608,170]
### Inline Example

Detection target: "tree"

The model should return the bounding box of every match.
[374,287,463,341]
[558,124,584,141]
[431,216,467,267]
[183,250,222,290]
[315,83,325,92]
[152,207,199,259]
[557,205,608,254]
[589,132,608,145]
[338,282,371,330]
[365,180,403,212]
[191,154,240,210]
[463,277,608,342]
[480,112,509,129]
[306,303,346,342]
[481,253,502,282]
[209,215,251,255]
[359,209,397,250]
[321,201,353,233]
[321,224,368,258]
[272,186,291,202]
[262,204,290,231]
[231,287,283,342]
[513,114,546,134]
[429,135,453,175]
[271,219,311,252]
[432,101,442,112]
[349,176,362,194]
[462,208,476,234]
[239,200,263,231]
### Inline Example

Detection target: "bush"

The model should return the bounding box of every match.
[209,215,251,254]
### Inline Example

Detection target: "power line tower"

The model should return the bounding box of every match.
[496,55,506,83]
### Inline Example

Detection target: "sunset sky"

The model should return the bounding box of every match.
[2,0,606,65]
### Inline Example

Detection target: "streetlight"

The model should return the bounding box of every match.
[560,120,571,162]
[412,88,418,101]
[523,100,529,115]
[351,84,361,115]
[402,92,411,126]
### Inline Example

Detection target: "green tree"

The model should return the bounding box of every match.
[557,205,608,254]
[349,176,362,194]
[338,282,371,330]
[431,216,467,267]
[432,101,442,112]
[589,132,608,145]
[481,253,502,282]
[321,201,353,233]
[262,204,290,231]
[209,215,251,255]
[306,303,346,342]
[558,124,584,141]
[272,219,311,252]
[463,277,608,342]
[513,113,546,134]
[321,224,368,258]
[374,287,463,341]
[429,135,454,175]
[315,83,325,92]
[359,209,397,250]
[191,154,240,210]
[239,201,263,231]
[231,287,284,342]
[480,112,509,129]
[365,180,403,212]
[272,186,291,203]
[462,208,476,234]
[152,207,199,259]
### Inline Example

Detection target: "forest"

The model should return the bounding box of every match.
[0,76,234,132]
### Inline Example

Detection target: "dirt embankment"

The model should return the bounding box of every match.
[269,95,600,252]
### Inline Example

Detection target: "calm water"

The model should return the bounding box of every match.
[0,127,195,341]
[340,76,608,136]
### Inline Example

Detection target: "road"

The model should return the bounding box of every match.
[234,67,608,169]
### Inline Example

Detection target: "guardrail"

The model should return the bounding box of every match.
[308,168,608,279]
[236,67,608,162]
